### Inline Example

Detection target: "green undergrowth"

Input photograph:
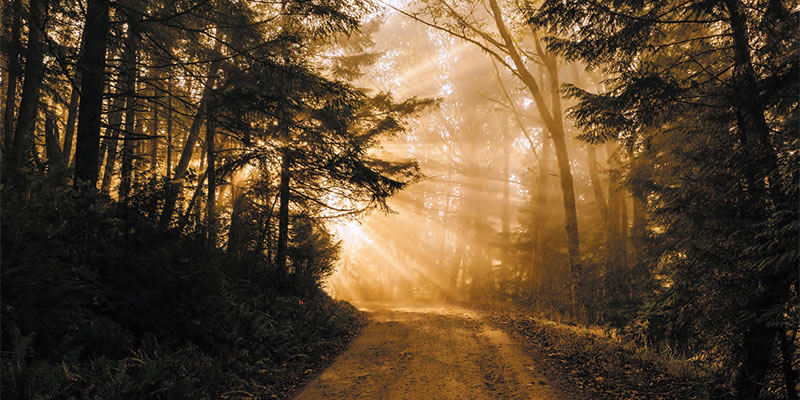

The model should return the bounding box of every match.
[1,172,366,399]
[477,303,725,399]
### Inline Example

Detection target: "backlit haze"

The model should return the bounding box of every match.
[325,1,600,302]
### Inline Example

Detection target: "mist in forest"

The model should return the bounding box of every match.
[326,6,608,308]
[1,0,796,398]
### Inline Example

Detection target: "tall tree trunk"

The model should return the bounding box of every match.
[2,0,23,150]
[177,168,207,231]
[227,183,246,256]
[619,189,629,269]
[437,192,451,298]
[72,0,110,187]
[150,73,159,173]
[724,0,781,189]
[449,234,463,292]
[501,118,514,289]
[166,75,173,180]
[479,161,493,298]
[159,41,222,228]
[501,118,511,238]
[630,153,649,250]
[44,111,64,168]
[132,101,145,188]
[530,139,550,296]
[118,17,138,200]
[12,0,50,166]
[253,193,271,255]
[488,0,581,314]
[62,71,80,167]
[546,66,582,317]
[151,102,159,173]
[606,143,628,299]
[275,148,291,270]
[724,3,793,395]
[587,145,608,225]
[59,32,85,168]
[205,108,216,248]
[99,84,127,193]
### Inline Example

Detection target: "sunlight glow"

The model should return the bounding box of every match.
[335,220,363,240]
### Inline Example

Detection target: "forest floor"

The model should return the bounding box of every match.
[292,301,713,400]
[475,303,713,399]
[292,301,561,399]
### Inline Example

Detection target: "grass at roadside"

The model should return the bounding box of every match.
[475,303,726,400]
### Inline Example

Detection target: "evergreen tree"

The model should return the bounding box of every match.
[532,1,798,396]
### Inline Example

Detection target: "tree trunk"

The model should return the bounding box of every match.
[159,42,222,228]
[2,0,23,150]
[480,160,493,298]
[12,0,50,165]
[546,67,582,317]
[488,0,581,314]
[64,33,85,168]
[606,143,628,300]
[177,168,207,231]
[150,74,159,173]
[62,72,80,167]
[587,145,608,225]
[619,188,629,269]
[723,4,793,395]
[733,320,777,399]
[630,154,649,250]
[131,101,146,189]
[99,35,133,194]
[275,148,292,270]
[72,0,110,187]
[501,118,511,237]
[166,75,173,180]
[205,108,216,248]
[118,17,138,200]
[99,88,126,193]
[44,111,64,168]
[227,183,246,256]
[437,193,451,298]
[450,232,466,293]
[551,132,581,314]
[723,0,781,189]
[530,139,550,296]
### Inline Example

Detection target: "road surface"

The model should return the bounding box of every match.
[294,302,560,399]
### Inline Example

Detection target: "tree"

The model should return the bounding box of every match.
[533,0,798,396]
[2,0,23,149]
[396,0,584,314]
[73,0,111,187]
[11,0,51,168]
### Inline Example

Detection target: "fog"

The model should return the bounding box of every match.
[325,2,614,309]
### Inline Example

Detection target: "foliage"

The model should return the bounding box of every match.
[531,0,799,397]
[481,305,714,399]
[0,172,366,399]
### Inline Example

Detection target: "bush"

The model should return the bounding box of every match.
[1,172,365,399]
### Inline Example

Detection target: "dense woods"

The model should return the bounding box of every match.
[1,0,797,399]
[1,0,425,397]
[328,0,797,398]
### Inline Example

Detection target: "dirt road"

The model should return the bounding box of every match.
[294,303,561,400]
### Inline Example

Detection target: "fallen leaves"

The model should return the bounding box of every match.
[476,304,712,400]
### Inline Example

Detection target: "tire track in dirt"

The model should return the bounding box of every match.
[293,302,561,399]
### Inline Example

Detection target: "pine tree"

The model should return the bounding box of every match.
[532,1,798,396]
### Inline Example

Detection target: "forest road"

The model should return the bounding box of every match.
[293,302,561,400]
